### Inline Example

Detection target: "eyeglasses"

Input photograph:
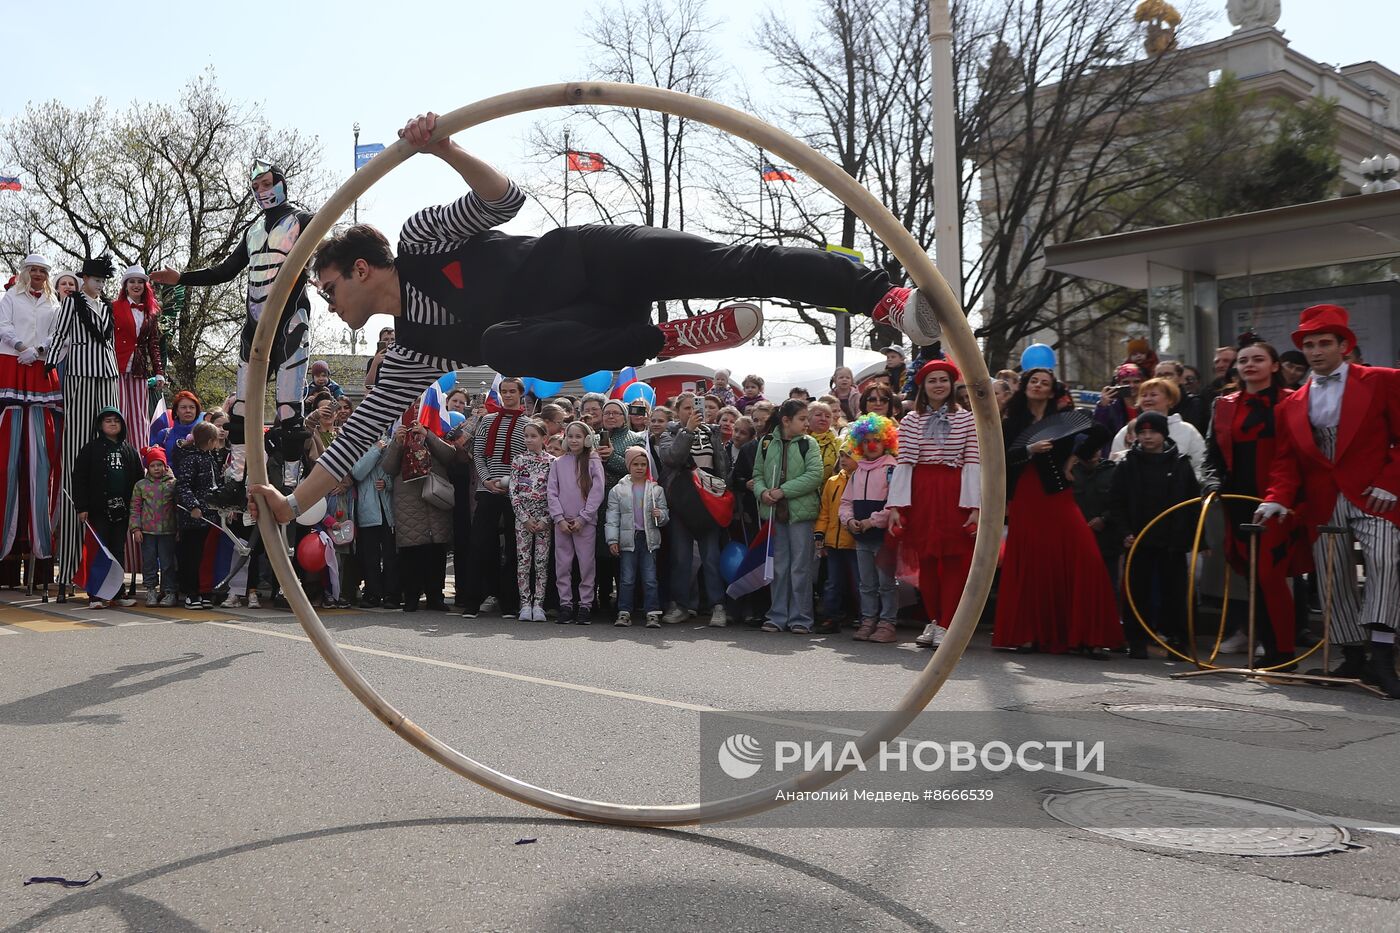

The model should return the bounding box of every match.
[316,273,347,305]
[867,395,892,404]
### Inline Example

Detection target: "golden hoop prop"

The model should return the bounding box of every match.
[244,83,1006,827]
[1123,493,1322,671]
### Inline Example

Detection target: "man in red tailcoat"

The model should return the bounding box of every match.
[1257,304,1400,696]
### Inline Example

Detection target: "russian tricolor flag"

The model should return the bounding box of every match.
[418,380,452,436]
[73,524,124,601]
[610,366,639,400]
[725,521,774,599]
[482,373,506,414]
[148,396,172,447]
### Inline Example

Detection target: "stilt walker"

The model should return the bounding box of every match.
[0,255,64,583]
[152,160,315,486]
[49,257,121,596]
[1257,304,1400,697]
[111,264,166,575]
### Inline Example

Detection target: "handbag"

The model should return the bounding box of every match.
[419,471,456,510]
[690,468,735,528]
[329,518,356,547]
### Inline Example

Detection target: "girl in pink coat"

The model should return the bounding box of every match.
[548,421,605,625]
[840,414,900,643]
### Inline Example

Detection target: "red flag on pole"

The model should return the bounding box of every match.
[566,150,606,173]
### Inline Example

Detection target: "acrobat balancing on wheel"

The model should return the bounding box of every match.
[249,111,941,526]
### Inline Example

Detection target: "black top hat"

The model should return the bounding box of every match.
[79,255,115,279]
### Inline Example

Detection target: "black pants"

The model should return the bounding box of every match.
[463,491,519,613]
[481,226,893,379]
[357,524,399,602]
[89,512,131,598]
[399,543,446,609]
[1125,547,1188,648]
[178,527,210,598]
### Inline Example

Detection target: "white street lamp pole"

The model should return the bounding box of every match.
[929,0,962,306]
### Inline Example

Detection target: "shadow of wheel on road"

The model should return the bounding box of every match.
[3,816,946,933]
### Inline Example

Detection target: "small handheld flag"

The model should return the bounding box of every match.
[725,521,775,599]
[73,524,124,602]
[0,176,21,192]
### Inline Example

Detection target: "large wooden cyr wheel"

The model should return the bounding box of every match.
[246,82,1006,826]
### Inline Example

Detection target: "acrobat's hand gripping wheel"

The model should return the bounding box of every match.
[245,83,1005,827]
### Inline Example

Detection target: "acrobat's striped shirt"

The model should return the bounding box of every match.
[317,182,527,480]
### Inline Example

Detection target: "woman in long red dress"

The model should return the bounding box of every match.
[1202,341,1309,670]
[888,360,979,649]
[993,369,1121,656]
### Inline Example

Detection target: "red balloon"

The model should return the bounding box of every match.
[296,532,327,574]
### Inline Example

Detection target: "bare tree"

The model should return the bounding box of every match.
[518,0,720,322]
[0,70,327,399]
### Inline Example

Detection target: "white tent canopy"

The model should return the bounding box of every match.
[638,346,888,400]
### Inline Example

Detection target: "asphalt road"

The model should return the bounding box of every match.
[2,591,1397,932]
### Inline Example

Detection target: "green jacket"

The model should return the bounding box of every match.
[753,430,825,524]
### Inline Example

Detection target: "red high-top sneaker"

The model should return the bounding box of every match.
[657,303,763,359]
[872,286,941,346]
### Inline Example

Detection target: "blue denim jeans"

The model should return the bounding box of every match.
[769,520,816,630]
[141,533,177,595]
[669,519,724,611]
[820,548,858,621]
[617,531,660,613]
[855,538,897,623]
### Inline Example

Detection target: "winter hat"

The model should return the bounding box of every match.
[1114,363,1144,382]
[143,446,168,467]
[1134,411,1169,437]
[1291,304,1356,350]
[602,399,628,420]
[120,264,148,286]
[310,360,330,376]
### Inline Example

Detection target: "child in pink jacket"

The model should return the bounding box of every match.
[548,421,605,625]
[839,414,900,643]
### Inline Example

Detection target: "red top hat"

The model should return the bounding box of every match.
[1291,304,1356,350]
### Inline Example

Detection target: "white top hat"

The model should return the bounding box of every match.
[120,264,148,285]
[21,253,50,270]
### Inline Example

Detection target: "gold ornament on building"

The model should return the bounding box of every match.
[1135,0,1182,56]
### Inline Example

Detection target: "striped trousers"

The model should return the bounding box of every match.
[57,375,118,583]
[1312,426,1400,645]
[116,373,151,573]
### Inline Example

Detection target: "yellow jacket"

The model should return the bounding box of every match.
[812,429,841,484]
[814,469,856,550]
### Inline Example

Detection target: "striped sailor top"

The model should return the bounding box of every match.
[887,407,981,510]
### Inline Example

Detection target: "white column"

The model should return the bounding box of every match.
[928,0,962,304]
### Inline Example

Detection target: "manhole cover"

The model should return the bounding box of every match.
[1043,787,1350,856]
[1104,704,1311,732]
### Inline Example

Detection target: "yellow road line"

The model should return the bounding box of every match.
[0,604,100,633]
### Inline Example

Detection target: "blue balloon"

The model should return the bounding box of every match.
[1019,343,1057,371]
[435,371,457,392]
[620,382,656,405]
[580,370,615,394]
[531,379,565,398]
[446,411,466,428]
[720,540,748,584]
[518,377,538,396]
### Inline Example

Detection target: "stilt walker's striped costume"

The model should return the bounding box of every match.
[49,256,120,588]
[0,255,64,567]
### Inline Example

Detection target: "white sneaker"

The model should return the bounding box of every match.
[223,595,244,608]
[116,597,136,607]
[88,600,105,609]
[615,611,632,627]
[246,592,261,609]
[1217,631,1248,653]
[915,623,938,647]
[708,604,728,628]
[663,605,688,624]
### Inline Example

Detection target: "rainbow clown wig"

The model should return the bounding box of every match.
[846,413,898,459]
